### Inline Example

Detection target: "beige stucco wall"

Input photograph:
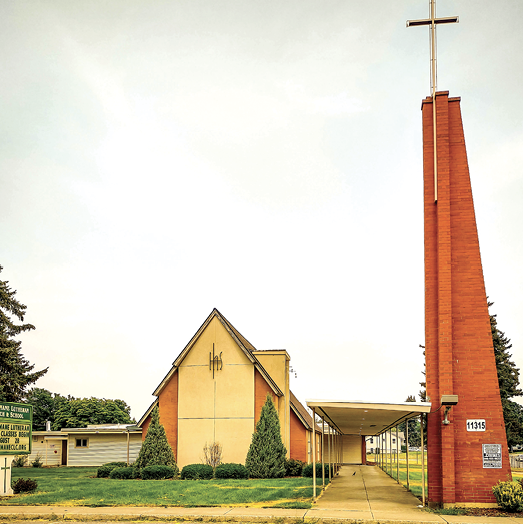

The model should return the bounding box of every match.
[178,317,255,467]
[342,434,362,464]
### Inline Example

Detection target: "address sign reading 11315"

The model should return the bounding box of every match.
[466,419,486,431]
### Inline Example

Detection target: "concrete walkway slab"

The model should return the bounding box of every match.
[312,465,444,522]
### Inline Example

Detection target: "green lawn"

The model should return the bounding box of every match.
[370,453,523,499]
[6,467,316,508]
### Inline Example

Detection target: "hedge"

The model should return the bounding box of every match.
[97,462,128,478]
[180,464,213,480]
[214,463,248,479]
[142,465,177,480]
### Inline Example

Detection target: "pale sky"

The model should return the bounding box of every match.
[1,0,522,421]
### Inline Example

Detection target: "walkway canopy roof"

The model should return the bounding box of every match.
[306,400,432,436]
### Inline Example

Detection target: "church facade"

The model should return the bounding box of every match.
[138,308,316,467]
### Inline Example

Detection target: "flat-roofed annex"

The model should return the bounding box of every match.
[306,400,432,436]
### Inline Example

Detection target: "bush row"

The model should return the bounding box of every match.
[302,462,331,479]
[96,459,321,480]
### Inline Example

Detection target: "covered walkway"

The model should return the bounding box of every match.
[311,465,441,521]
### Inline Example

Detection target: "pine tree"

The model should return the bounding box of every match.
[489,301,523,451]
[0,266,48,402]
[245,394,287,478]
[135,405,178,471]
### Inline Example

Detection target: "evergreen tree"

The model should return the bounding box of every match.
[0,266,47,402]
[489,301,523,451]
[135,405,177,470]
[245,394,287,478]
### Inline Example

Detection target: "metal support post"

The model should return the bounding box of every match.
[406,420,410,491]
[321,416,325,488]
[312,408,316,502]
[396,426,399,483]
[421,414,426,507]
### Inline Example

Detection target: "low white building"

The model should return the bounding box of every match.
[365,432,405,454]
[24,424,142,467]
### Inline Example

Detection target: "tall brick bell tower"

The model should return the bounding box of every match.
[423,91,511,507]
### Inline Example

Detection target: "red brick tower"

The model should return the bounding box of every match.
[423,91,511,506]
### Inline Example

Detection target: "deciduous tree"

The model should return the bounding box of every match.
[52,397,134,430]
[25,388,69,430]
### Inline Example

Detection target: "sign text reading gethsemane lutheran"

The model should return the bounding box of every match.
[0,402,32,454]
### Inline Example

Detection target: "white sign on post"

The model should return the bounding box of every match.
[466,419,486,431]
[0,402,32,496]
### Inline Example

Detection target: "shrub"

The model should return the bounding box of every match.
[203,441,223,468]
[302,462,331,479]
[12,455,28,468]
[109,466,136,480]
[12,478,38,494]
[245,394,287,478]
[285,459,304,477]
[215,463,248,479]
[96,462,128,478]
[142,465,177,480]
[180,463,213,480]
[492,480,523,512]
[31,454,43,468]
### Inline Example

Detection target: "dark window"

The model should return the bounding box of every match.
[75,438,88,448]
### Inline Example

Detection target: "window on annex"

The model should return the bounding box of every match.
[75,438,89,448]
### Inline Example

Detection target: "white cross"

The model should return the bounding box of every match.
[407,1,458,202]
[1,457,10,493]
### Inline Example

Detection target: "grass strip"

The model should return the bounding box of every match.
[6,467,317,507]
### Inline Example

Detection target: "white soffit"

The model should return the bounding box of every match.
[306,400,432,436]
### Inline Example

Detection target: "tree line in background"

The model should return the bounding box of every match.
[24,388,135,430]
[2,264,523,449]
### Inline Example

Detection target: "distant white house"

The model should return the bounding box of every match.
[24,424,142,467]
[365,432,405,454]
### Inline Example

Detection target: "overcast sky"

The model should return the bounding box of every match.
[1,0,522,421]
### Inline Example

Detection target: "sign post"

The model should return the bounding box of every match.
[0,402,32,496]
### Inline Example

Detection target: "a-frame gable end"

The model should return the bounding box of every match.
[152,308,283,397]
[172,308,256,368]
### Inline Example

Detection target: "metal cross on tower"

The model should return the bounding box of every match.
[407,1,458,202]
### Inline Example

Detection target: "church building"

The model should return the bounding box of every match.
[138,308,319,467]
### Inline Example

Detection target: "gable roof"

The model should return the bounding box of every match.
[290,390,314,431]
[152,308,282,398]
[136,398,158,428]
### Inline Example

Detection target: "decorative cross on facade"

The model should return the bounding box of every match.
[407,1,458,202]
[209,343,223,379]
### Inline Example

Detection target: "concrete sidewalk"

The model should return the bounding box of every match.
[0,465,518,524]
